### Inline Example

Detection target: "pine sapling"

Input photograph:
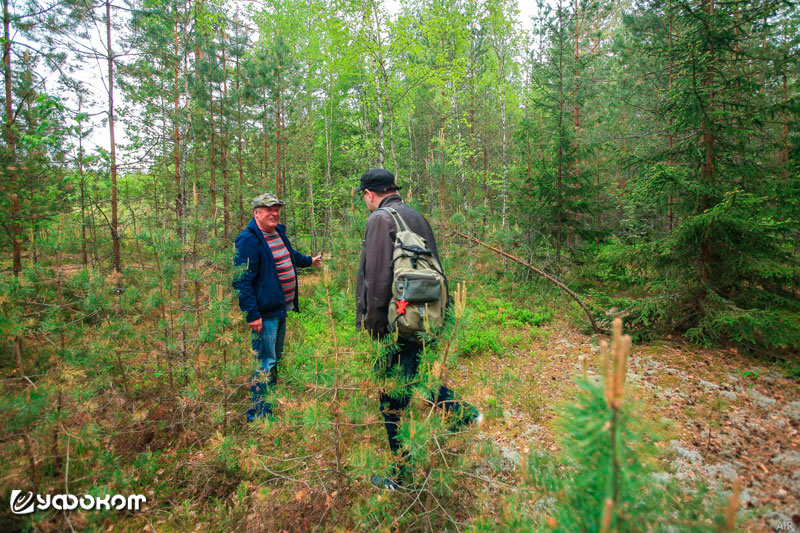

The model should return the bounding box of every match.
[523,317,731,531]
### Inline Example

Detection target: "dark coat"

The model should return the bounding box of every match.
[233,218,312,323]
[356,194,441,336]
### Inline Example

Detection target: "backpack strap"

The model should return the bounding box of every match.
[377,207,409,233]
[379,206,445,276]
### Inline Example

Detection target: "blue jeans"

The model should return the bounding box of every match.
[249,317,286,414]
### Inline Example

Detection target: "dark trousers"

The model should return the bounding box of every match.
[378,338,459,455]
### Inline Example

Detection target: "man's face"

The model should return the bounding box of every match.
[253,205,281,232]
[361,189,379,212]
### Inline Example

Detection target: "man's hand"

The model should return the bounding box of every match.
[248,317,263,334]
[311,255,322,267]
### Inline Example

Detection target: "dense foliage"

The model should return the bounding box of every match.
[0,0,797,529]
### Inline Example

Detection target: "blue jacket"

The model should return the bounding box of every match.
[233,218,312,323]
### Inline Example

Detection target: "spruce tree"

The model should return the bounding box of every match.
[596,0,800,350]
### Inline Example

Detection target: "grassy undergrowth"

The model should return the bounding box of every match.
[1,234,738,531]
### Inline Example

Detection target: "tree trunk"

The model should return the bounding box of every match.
[699,0,715,285]
[209,68,217,237]
[388,105,397,175]
[106,0,120,273]
[668,15,675,232]
[557,10,565,264]
[482,141,488,220]
[369,0,386,168]
[493,39,508,230]
[573,0,581,136]
[500,86,507,229]
[222,45,230,240]
[236,44,245,228]
[305,56,316,250]
[173,14,183,239]
[439,89,446,232]
[407,112,415,187]
[783,69,788,184]
[171,5,188,383]
[264,95,269,188]
[275,64,282,194]
[4,0,20,276]
[373,67,385,167]
[469,98,475,206]
[324,74,334,250]
[77,107,88,266]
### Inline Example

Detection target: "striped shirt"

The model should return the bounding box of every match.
[262,230,297,309]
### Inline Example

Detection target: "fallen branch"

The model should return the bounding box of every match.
[442,225,600,334]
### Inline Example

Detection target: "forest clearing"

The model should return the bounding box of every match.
[1,251,798,531]
[1,0,797,530]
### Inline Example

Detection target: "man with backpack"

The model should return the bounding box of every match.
[354,168,482,490]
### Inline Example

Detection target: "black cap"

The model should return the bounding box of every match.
[353,168,402,194]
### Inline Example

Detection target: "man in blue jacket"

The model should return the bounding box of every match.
[234,193,322,421]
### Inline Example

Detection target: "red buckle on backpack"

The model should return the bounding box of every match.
[396,300,409,315]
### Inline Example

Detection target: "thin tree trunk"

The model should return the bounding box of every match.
[783,69,788,184]
[236,44,245,228]
[3,0,21,277]
[305,56,316,250]
[30,228,36,266]
[373,67,385,167]
[324,74,334,249]
[469,97,475,206]
[107,0,120,273]
[23,432,38,493]
[275,63,282,194]
[482,141,489,220]
[525,65,532,181]
[209,69,217,237]
[439,89,446,232]
[699,0,715,285]
[173,5,188,381]
[173,14,183,239]
[369,0,385,167]
[668,15,675,232]
[492,40,508,229]
[454,97,467,213]
[78,110,88,266]
[407,112,414,188]
[573,0,581,247]
[573,0,581,136]
[388,106,397,175]
[52,391,62,472]
[181,0,190,381]
[557,9,565,264]
[500,87,507,229]
[222,45,230,240]
[264,95,269,188]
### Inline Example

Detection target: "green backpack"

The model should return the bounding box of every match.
[379,207,448,338]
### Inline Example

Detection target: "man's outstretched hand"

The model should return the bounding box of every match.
[312,255,323,267]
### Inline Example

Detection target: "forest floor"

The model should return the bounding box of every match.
[448,313,800,532]
[4,266,799,532]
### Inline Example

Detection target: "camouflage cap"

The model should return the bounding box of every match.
[252,192,286,209]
